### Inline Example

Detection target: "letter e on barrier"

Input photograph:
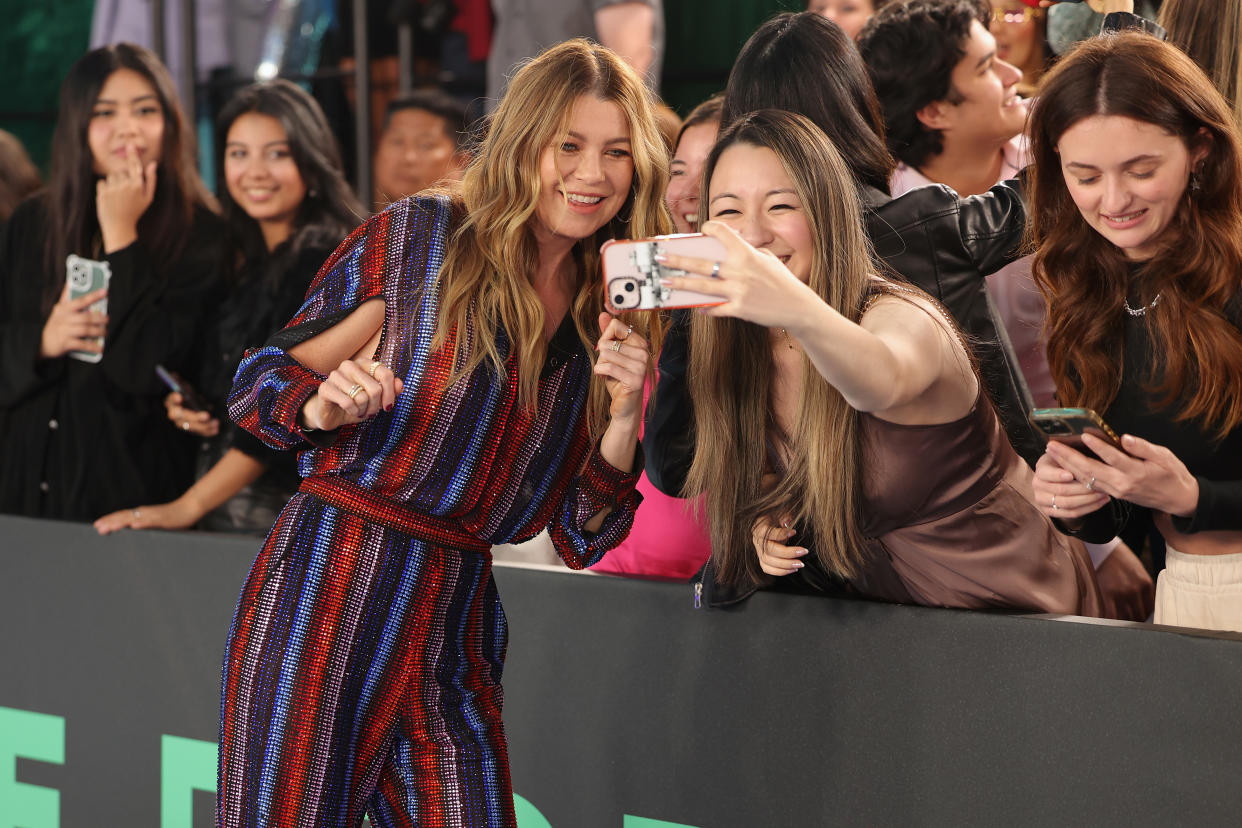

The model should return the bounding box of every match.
[0,706,65,828]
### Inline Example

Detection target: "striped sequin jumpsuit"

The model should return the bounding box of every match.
[218,195,641,828]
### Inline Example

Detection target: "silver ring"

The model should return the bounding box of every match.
[611,340,623,352]
[347,383,364,400]
[1086,476,1096,492]
[180,421,190,431]
[132,509,141,519]
[623,324,633,341]
[711,260,721,278]
[1052,494,1059,510]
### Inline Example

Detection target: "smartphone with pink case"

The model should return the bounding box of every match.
[601,233,728,313]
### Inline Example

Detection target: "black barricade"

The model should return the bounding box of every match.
[1,515,1240,826]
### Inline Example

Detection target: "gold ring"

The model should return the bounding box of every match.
[611,340,623,352]
[348,383,364,400]
[368,360,381,378]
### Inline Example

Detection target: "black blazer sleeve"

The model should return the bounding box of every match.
[643,310,695,498]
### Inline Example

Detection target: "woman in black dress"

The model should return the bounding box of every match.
[95,80,363,535]
[0,43,223,520]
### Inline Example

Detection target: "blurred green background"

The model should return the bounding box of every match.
[0,0,796,175]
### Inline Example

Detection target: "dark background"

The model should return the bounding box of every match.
[2,515,1241,826]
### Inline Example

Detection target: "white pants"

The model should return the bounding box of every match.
[1154,548,1242,633]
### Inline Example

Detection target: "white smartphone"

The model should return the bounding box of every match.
[601,233,728,313]
[65,254,111,363]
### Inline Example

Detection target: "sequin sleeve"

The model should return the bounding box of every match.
[549,441,644,569]
[227,210,392,451]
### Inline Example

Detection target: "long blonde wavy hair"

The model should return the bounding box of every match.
[684,110,880,587]
[432,39,671,437]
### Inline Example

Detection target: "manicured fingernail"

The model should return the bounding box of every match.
[791,561,805,570]
[653,253,667,262]
[794,548,809,557]
[659,278,673,286]
[385,403,393,412]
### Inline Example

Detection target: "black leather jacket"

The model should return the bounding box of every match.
[645,177,1042,501]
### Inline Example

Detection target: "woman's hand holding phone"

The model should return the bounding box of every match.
[1033,451,1111,519]
[39,281,109,359]
[655,220,819,330]
[300,358,403,432]
[1042,433,1200,518]
[165,392,219,437]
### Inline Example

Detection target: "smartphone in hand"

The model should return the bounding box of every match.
[155,364,211,413]
[66,254,111,363]
[602,233,729,313]
[1029,407,1127,460]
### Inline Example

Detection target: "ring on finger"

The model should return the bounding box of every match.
[180,421,190,431]
[368,360,381,378]
[623,324,633,341]
[711,260,721,278]
[1085,475,1096,492]
[347,383,364,400]
[1052,494,1059,510]
[611,340,623,352]
[132,509,141,519]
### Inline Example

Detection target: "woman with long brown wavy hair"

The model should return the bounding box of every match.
[1027,33,1242,632]
[218,39,669,825]
[658,109,1101,614]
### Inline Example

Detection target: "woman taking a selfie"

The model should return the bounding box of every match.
[95,79,362,535]
[1027,34,1242,631]
[217,40,668,825]
[0,43,222,520]
[656,108,1101,614]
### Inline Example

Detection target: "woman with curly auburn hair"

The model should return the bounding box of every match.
[217,39,670,825]
[1027,33,1242,632]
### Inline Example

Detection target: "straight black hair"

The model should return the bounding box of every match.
[43,43,215,308]
[722,12,895,195]
[216,79,363,274]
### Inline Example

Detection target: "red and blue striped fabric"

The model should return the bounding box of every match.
[218,195,641,827]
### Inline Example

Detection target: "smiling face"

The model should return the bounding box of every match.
[666,120,719,234]
[939,20,1028,146]
[532,95,635,246]
[224,112,307,243]
[707,143,814,282]
[807,0,875,39]
[1057,114,1205,262]
[87,68,165,175]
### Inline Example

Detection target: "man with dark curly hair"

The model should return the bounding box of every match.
[858,0,1028,198]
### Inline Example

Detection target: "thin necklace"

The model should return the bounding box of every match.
[1123,294,1162,317]
[778,328,795,350]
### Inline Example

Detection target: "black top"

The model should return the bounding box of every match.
[1073,276,1242,545]
[194,236,341,524]
[0,194,226,521]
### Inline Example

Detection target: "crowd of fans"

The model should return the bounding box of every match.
[2,0,1241,633]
